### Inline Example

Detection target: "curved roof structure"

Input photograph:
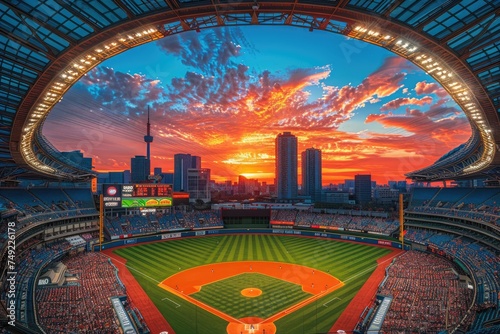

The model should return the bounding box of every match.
[1,0,499,182]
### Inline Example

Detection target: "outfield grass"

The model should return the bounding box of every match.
[192,273,312,319]
[114,234,391,334]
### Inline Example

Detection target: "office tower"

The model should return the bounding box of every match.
[187,168,211,203]
[355,174,372,206]
[143,106,153,177]
[238,175,247,194]
[108,171,125,183]
[275,132,298,200]
[131,155,149,182]
[61,150,92,170]
[191,155,201,169]
[174,153,201,191]
[154,167,162,175]
[123,170,131,184]
[301,148,322,202]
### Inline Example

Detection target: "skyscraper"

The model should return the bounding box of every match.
[355,174,372,206]
[187,168,211,203]
[174,153,201,191]
[301,148,322,202]
[61,150,92,170]
[131,155,149,182]
[143,106,153,177]
[275,132,298,200]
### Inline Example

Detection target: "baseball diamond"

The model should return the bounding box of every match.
[109,234,396,333]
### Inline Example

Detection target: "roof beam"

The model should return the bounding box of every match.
[113,0,136,19]
[415,1,459,32]
[0,26,56,61]
[54,0,100,32]
[441,8,499,44]
[381,0,405,19]
[2,1,77,47]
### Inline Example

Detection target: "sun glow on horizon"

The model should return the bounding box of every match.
[44,26,471,185]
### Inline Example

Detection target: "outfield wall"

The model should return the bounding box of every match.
[94,228,408,251]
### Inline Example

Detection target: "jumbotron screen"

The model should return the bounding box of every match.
[122,184,173,208]
[103,184,173,208]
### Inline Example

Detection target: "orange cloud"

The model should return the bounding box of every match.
[45,33,469,186]
[415,81,448,98]
[380,96,433,111]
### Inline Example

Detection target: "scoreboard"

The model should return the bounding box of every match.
[103,184,173,208]
[122,184,172,198]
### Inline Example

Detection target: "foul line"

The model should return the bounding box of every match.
[162,297,181,308]
[104,253,161,284]
[323,297,341,307]
[342,250,401,284]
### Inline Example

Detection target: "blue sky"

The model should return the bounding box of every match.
[44,25,470,184]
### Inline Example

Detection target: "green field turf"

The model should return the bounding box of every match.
[192,273,312,319]
[113,234,392,334]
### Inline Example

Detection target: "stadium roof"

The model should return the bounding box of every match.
[0,0,499,182]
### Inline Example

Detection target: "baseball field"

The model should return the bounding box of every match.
[111,234,394,333]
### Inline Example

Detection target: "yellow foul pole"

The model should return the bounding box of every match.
[99,194,104,251]
[399,193,404,249]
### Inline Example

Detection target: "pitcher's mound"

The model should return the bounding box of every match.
[241,288,262,297]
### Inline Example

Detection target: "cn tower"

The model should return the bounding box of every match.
[144,106,153,175]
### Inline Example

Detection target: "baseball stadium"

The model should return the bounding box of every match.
[1,1,500,333]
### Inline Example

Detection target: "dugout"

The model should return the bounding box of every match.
[220,208,270,228]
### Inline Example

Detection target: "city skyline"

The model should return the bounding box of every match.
[44,25,470,185]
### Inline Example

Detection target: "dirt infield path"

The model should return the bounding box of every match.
[103,249,175,334]
[330,248,403,332]
[159,261,344,334]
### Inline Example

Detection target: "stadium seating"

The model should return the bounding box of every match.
[104,210,224,238]
[378,250,473,332]
[405,187,500,331]
[35,252,147,333]
[271,209,399,235]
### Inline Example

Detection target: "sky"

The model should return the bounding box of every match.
[44,25,471,185]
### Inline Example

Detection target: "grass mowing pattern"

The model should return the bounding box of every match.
[192,273,312,319]
[114,234,392,334]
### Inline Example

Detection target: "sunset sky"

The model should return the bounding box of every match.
[44,25,471,185]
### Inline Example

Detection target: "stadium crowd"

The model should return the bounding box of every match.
[272,209,399,234]
[1,238,74,327]
[405,229,500,330]
[378,250,473,332]
[35,252,137,333]
[105,210,223,237]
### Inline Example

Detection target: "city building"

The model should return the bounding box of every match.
[323,191,352,204]
[355,174,372,206]
[143,106,153,178]
[238,175,261,195]
[130,155,149,183]
[373,186,400,204]
[301,148,322,202]
[343,179,355,193]
[187,168,211,203]
[275,132,298,200]
[61,150,92,170]
[108,171,126,184]
[174,153,201,191]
